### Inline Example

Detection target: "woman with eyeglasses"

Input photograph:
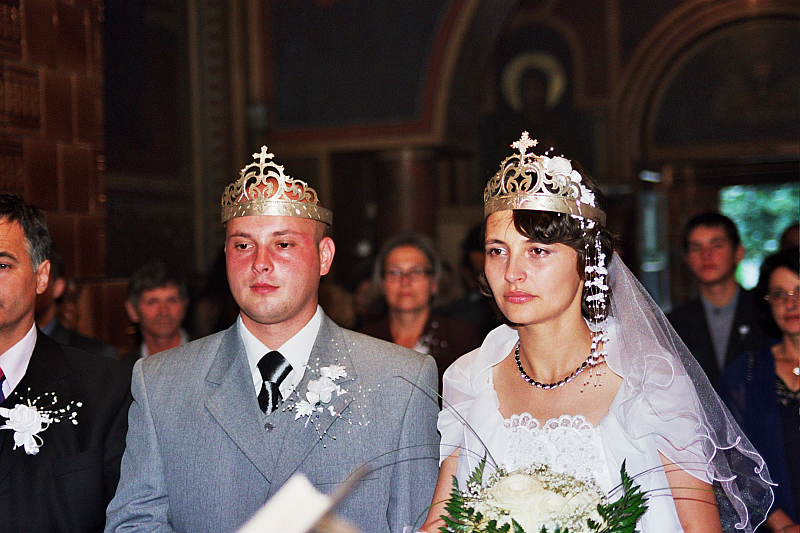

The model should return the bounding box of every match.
[359,233,484,394]
[720,246,799,533]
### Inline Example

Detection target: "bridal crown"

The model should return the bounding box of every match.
[484,132,606,227]
[221,146,332,225]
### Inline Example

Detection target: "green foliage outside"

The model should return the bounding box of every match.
[720,182,799,288]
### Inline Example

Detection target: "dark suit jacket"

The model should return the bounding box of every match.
[47,321,120,360]
[0,332,132,533]
[667,287,769,387]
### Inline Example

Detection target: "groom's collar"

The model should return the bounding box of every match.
[238,307,323,395]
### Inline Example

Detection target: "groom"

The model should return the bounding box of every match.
[105,147,440,533]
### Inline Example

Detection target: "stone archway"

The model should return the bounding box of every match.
[612,0,799,181]
[611,0,799,304]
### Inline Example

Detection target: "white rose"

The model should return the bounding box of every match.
[0,404,50,455]
[0,404,48,434]
[485,473,545,513]
[306,377,339,404]
[535,490,568,514]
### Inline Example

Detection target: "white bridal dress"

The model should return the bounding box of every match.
[438,255,773,533]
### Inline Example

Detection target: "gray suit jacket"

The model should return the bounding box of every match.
[105,313,440,533]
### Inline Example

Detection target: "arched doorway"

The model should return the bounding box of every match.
[613,0,799,306]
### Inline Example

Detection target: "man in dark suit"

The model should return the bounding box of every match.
[35,247,119,360]
[667,212,770,387]
[0,194,132,533]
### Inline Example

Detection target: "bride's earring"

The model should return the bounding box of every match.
[582,229,608,393]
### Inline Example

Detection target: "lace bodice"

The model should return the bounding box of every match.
[503,413,613,493]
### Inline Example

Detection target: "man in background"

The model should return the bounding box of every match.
[667,212,770,386]
[35,247,119,359]
[0,194,130,532]
[125,260,189,358]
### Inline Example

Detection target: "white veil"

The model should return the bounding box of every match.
[606,252,774,532]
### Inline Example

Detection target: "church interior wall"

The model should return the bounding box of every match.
[0,0,796,349]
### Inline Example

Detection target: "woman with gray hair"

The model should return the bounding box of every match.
[359,233,484,394]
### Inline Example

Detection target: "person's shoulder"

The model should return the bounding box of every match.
[337,329,439,408]
[738,286,767,309]
[141,328,229,372]
[430,313,485,343]
[726,339,775,372]
[57,324,119,359]
[355,316,391,341]
[665,297,701,324]
[335,328,437,387]
[445,343,482,375]
[55,341,131,398]
[667,296,701,314]
[444,324,514,377]
[718,344,766,392]
[342,328,430,363]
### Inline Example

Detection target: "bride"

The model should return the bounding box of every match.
[420,133,772,533]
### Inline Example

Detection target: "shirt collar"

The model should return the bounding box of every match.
[239,306,322,396]
[0,324,37,399]
[700,285,741,314]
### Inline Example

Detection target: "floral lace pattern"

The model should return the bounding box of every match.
[503,413,609,488]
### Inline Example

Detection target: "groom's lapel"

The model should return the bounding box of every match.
[270,316,357,491]
[204,327,275,482]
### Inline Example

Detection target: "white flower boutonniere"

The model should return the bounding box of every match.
[0,391,81,455]
[294,364,347,427]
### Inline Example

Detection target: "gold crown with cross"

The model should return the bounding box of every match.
[221,146,333,225]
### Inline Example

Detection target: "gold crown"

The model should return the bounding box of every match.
[484,132,606,226]
[221,146,333,225]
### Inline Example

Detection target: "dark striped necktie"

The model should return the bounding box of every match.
[257,351,292,414]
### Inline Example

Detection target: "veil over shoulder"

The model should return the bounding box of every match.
[606,254,773,532]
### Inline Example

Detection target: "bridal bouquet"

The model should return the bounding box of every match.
[441,460,647,533]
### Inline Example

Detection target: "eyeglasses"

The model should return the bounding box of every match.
[764,289,799,305]
[383,268,432,282]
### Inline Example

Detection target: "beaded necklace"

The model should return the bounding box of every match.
[514,335,605,390]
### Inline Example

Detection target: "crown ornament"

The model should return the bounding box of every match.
[221,146,332,225]
[484,132,606,226]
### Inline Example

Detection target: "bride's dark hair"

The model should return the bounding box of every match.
[480,161,615,321]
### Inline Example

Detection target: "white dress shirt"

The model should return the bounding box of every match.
[239,306,322,399]
[0,324,37,401]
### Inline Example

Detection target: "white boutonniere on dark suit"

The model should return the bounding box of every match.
[0,390,81,455]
